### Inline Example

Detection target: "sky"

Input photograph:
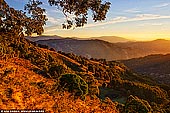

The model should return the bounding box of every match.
[6,0,170,41]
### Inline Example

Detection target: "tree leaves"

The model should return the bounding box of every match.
[0,0,47,36]
[48,0,111,29]
[0,0,110,36]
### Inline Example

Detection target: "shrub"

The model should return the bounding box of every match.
[58,74,88,100]
[49,64,65,78]
[125,95,153,113]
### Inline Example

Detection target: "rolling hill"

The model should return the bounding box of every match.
[84,36,132,43]
[121,54,170,85]
[26,35,62,42]
[36,38,170,60]
[0,32,170,112]
[27,35,131,43]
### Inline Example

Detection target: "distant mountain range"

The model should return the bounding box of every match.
[27,35,132,43]
[80,36,133,43]
[36,37,170,60]
[121,54,170,84]
[26,35,62,42]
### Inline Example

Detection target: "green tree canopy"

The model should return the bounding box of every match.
[0,0,110,35]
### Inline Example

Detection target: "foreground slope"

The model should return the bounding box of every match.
[0,33,170,112]
[0,58,118,112]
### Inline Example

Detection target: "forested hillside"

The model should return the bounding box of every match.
[122,54,170,85]
[0,32,170,112]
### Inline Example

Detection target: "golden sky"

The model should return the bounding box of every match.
[42,0,170,41]
[43,17,170,41]
[6,0,170,41]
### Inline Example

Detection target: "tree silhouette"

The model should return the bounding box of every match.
[0,0,110,35]
[0,0,47,35]
[48,0,111,29]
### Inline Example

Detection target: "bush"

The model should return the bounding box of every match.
[58,74,88,100]
[125,95,153,113]
[49,64,65,78]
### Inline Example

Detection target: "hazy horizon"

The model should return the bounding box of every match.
[31,35,170,42]
[6,0,170,41]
